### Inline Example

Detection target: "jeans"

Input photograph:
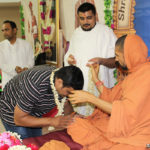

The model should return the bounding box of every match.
[2,121,42,139]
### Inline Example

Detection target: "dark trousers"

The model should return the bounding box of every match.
[2,121,42,139]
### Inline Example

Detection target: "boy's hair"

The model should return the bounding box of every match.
[55,65,84,90]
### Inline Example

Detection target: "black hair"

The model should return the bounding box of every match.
[55,65,84,90]
[3,20,17,29]
[77,2,96,15]
[35,52,46,65]
[115,34,127,52]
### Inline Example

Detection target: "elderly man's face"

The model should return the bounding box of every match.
[115,47,128,71]
[78,10,96,31]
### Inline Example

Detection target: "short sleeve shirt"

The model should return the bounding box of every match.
[0,65,56,126]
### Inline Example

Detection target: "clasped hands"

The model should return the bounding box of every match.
[51,100,85,129]
[15,66,28,74]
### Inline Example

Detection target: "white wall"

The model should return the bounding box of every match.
[59,0,76,41]
[0,0,20,2]
[0,6,21,42]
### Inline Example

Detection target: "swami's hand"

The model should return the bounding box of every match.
[50,113,75,129]
[68,90,96,104]
[88,57,116,68]
[88,57,103,65]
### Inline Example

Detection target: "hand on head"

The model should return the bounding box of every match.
[68,90,94,104]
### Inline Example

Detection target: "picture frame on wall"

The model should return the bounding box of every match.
[113,0,136,37]
[38,0,60,67]
[21,0,39,54]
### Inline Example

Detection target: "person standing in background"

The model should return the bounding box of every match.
[0,20,34,90]
[64,2,117,116]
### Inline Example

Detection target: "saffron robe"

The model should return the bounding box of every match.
[67,34,150,150]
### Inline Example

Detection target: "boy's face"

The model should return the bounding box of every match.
[55,78,74,97]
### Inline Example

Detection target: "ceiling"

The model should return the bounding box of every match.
[0,0,21,7]
[0,0,20,2]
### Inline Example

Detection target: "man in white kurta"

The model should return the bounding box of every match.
[64,3,117,116]
[0,20,34,90]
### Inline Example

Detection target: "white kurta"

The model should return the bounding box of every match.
[64,23,117,115]
[0,38,34,89]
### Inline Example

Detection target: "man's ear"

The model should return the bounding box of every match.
[13,28,17,34]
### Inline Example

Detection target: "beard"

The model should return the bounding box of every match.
[81,23,96,31]
[115,61,128,71]
[4,35,13,41]
[81,24,93,31]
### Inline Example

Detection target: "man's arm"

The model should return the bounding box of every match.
[88,57,115,68]
[14,105,74,129]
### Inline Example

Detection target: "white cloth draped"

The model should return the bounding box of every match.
[64,23,117,115]
[0,38,34,89]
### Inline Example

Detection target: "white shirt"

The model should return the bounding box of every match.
[0,38,34,89]
[64,23,117,115]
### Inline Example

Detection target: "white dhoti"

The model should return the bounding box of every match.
[64,23,117,116]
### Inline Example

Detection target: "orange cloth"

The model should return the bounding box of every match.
[67,82,122,150]
[39,140,70,150]
[68,34,150,150]
[108,35,150,147]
